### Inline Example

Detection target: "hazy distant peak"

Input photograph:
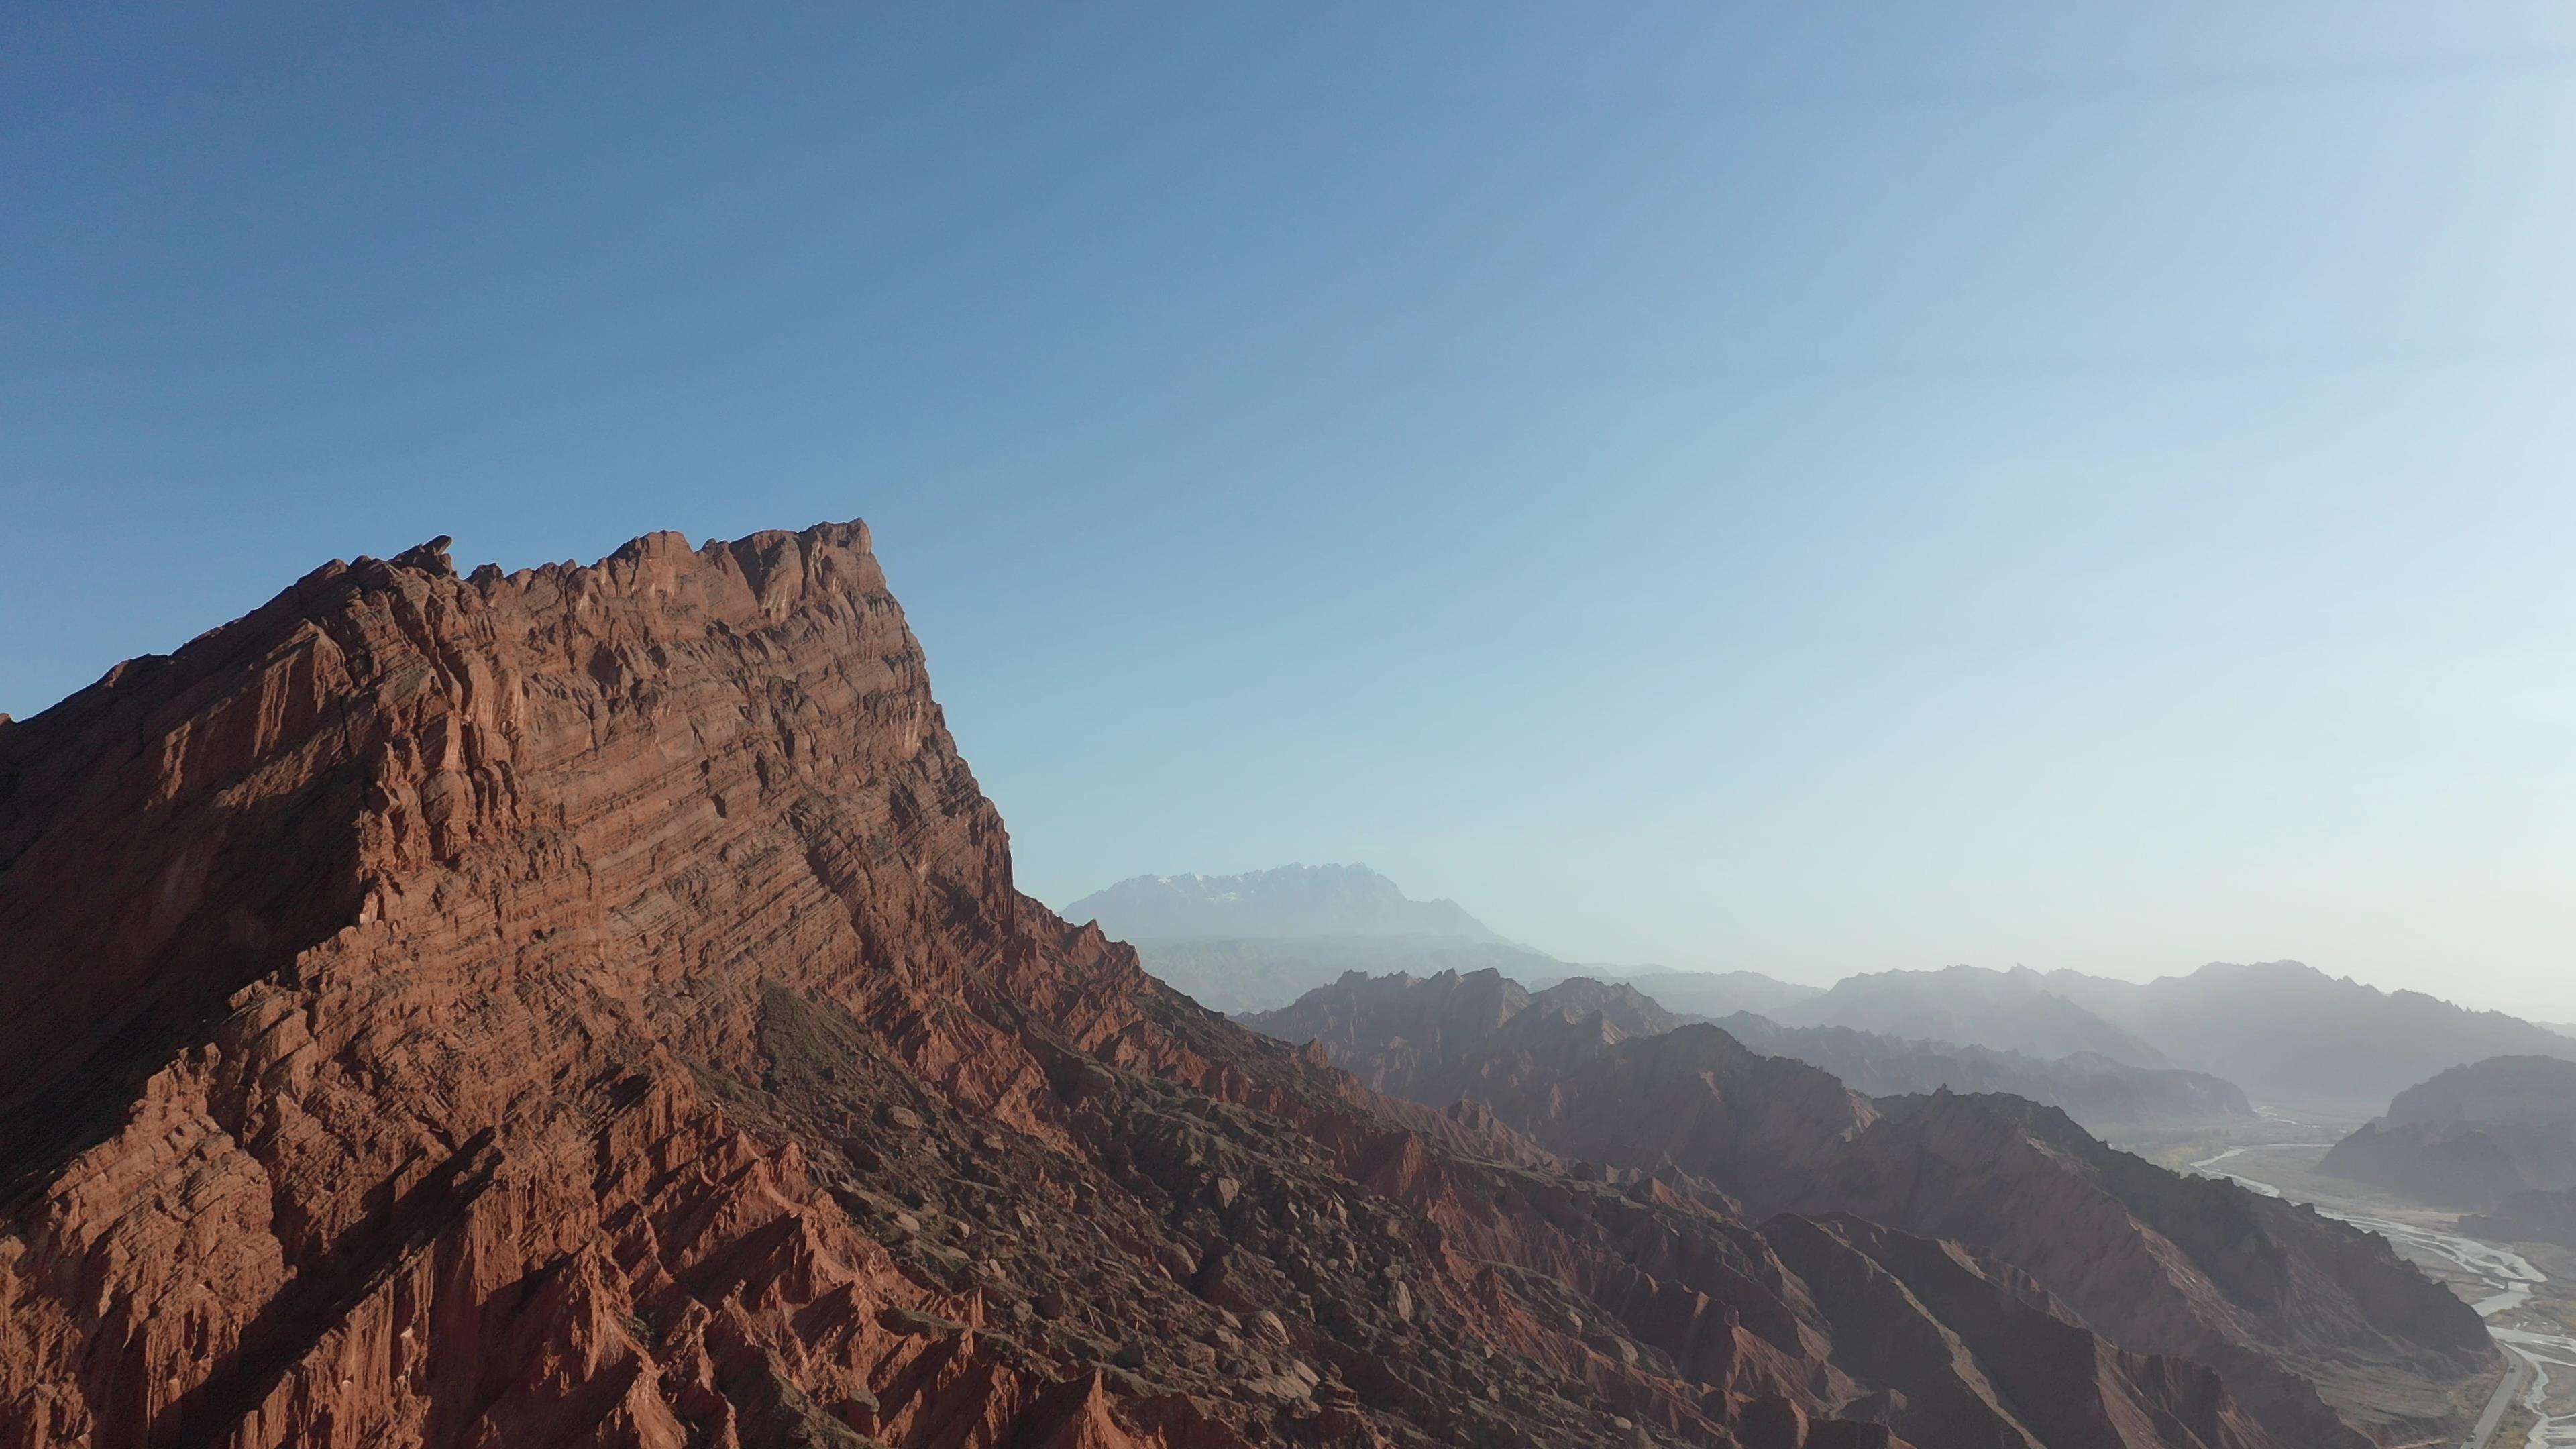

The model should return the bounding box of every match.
[2041,958,2576,1112]
[1062,863,1502,943]
[2190,959,2326,981]
[1778,964,2171,1068]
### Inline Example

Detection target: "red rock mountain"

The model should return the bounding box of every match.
[0,523,2438,1448]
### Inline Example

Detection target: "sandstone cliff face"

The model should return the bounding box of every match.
[1248,969,2497,1447]
[0,522,2287,1449]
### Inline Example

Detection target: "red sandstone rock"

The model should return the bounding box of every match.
[0,523,2347,1448]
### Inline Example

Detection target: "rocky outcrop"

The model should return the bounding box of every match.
[1245,972,2496,1446]
[0,522,2302,1448]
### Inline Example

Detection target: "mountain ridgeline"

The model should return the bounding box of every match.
[1238,969,2490,1447]
[4,521,2502,1449]
[1133,907,2576,1108]
[2041,961,2576,1113]
[1243,970,2251,1132]
[1060,865,1831,1020]
[1769,966,2171,1067]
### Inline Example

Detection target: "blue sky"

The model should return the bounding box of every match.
[6,5,2573,1014]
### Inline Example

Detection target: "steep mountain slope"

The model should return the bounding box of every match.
[1064,865,1498,943]
[1244,973,2494,1446]
[2041,962,2576,1112]
[0,522,2303,1449]
[1776,967,2169,1068]
[2318,1056,2576,1209]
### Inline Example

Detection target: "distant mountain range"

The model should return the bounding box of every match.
[1112,936,1562,1015]
[1552,965,1823,1018]
[2039,960,2576,1113]
[1234,966,2482,1446]
[1243,967,2251,1134]
[1773,965,2171,1067]
[1063,863,1501,941]
[1063,865,1835,1016]
[1077,865,2576,1113]
[1709,1014,2249,1126]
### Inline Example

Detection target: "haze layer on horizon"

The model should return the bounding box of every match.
[5,5,2572,1017]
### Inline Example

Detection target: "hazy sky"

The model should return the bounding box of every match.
[6,6,2573,1016]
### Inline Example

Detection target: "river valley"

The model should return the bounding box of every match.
[2164,1110,2576,1449]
